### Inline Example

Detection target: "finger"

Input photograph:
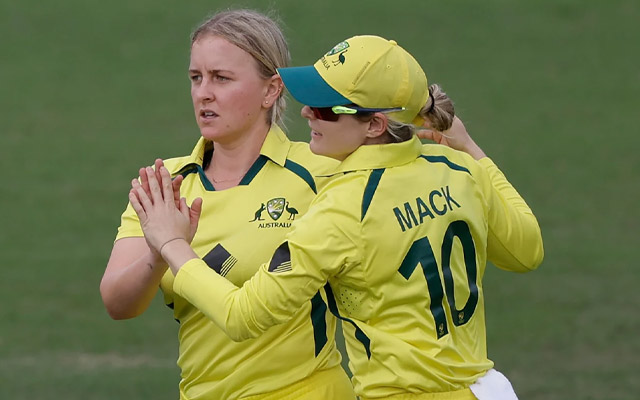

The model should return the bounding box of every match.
[128,189,147,221]
[159,166,174,205]
[191,197,203,217]
[139,167,151,195]
[190,197,203,225]
[431,131,444,144]
[416,129,435,141]
[154,159,165,194]
[132,178,153,210]
[179,197,189,217]
[146,166,163,203]
[189,198,203,239]
[154,159,164,174]
[172,175,183,208]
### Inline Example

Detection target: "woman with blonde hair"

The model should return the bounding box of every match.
[131,35,544,399]
[100,9,355,400]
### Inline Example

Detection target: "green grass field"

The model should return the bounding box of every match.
[1,0,639,398]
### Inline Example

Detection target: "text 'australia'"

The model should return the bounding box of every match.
[393,186,461,232]
[258,222,292,229]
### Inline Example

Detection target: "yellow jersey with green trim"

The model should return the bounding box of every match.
[115,126,351,400]
[171,136,544,398]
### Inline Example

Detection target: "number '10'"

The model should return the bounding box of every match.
[398,220,478,339]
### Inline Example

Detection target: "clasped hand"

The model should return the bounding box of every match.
[129,159,203,257]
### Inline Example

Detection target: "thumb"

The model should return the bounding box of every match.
[172,175,184,207]
[190,198,203,227]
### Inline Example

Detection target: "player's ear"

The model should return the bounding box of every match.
[263,74,283,108]
[365,113,388,139]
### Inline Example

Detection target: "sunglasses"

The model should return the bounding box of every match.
[309,105,406,122]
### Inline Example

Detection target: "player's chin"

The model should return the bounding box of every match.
[198,126,227,141]
[309,138,326,156]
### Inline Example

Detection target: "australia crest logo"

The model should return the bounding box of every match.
[326,41,349,56]
[249,197,299,227]
[320,41,349,69]
[267,197,285,220]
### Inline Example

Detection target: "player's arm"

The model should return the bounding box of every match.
[100,236,169,319]
[446,119,544,271]
[170,203,355,341]
[419,117,543,271]
[171,246,328,341]
[478,159,544,272]
[129,162,354,340]
[130,165,353,340]
[100,160,184,319]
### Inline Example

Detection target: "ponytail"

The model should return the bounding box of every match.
[419,83,455,132]
[373,83,455,143]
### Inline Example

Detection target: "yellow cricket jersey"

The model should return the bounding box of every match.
[115,126,348,400]
[172,135,544,398]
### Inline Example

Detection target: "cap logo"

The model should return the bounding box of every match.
[326,41,349,56]
[320,42,349,70]
[317,41,349,69]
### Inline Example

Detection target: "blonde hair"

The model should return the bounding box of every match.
[191,9,290,126]
[371,83,455,143]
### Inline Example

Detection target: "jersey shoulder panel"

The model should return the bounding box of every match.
[420,144,491,192]
[287,141,340,177]
[163,154,198,175]
[313,170,368,207]
[420,144,479,170]
[306,171,369,231]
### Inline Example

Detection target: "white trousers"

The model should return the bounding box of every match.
[469,369,519,400]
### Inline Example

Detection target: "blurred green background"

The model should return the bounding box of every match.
[1,0,638,398]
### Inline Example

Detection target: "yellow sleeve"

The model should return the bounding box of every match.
[478,157,544,272]
[173,258,277,341]
[173,197,359,341]
[115,200,143,241]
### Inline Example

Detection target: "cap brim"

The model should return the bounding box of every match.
[277,66,350,107]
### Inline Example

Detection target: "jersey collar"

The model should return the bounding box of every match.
[172,124,291,172]
[258,124,290,167]
[333,136,423,174]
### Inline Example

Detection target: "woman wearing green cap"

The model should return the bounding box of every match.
[130,35,544,400]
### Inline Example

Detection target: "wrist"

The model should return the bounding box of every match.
[149,247,165,263]
[159,237,186,255]
[160,238,198,275]
[464,141,486,160]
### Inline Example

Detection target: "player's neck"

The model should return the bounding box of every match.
[205,124,269,189]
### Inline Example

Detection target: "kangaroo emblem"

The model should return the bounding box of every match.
[249,203,266,222]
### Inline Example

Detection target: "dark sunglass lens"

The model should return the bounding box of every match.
[311,107,339,122]
[310,107,322,119]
